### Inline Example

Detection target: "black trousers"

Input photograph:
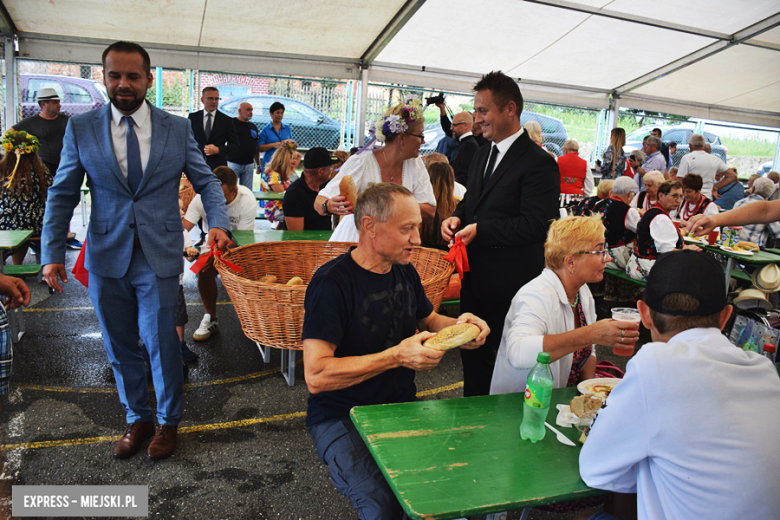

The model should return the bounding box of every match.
[458,284,514,397]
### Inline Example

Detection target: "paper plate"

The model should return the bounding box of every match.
[577,378,622,398]
[719,245,754,256]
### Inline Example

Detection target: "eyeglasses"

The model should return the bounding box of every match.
[576,250,611,260]
[405,132,425,141]
[451,122,466,127]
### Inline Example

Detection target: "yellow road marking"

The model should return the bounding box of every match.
[24,302,234,312]
[1,382,463,451]
[16,363,294,394]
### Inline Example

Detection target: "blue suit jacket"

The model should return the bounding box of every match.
[41,102,231,279]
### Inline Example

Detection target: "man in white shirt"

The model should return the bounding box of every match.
[579,250,780,520]
[676,133,736,200]
[184,166,257,341]
[731,177,780,247]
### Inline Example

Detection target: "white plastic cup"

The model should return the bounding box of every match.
[611,307,640,356]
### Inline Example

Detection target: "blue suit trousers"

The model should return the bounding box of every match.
[89,247,183,425]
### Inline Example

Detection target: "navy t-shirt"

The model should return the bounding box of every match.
[303,249,434,427]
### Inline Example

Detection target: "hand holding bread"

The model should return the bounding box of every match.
[339,175,357,213]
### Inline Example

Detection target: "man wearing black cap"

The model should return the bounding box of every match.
[579,250,780,520]
[283,147,338,231]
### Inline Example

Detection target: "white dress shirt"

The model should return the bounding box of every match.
[490,268,596,395]
[580,328,780,520]
[458,131,473,141]
[110,101,152,180]
[486,127,524,176]
[203,109,217,134]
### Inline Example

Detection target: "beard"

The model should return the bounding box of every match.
[110,90,146,112]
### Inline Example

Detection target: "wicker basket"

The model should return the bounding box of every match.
[215,242,455,350]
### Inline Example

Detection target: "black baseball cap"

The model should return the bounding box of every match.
[303,147,339,169]
[645,250,726,316]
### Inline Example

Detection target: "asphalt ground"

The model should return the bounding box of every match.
[0,213,649,520]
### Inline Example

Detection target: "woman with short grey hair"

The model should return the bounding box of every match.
[600,177,641,270]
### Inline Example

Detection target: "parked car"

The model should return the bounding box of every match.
[757,160,775,176]
[420,111,570,156]
[623,124,728,166]
[21,74,108,119]
[219,95,346,150]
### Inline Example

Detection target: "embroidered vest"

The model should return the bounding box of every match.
[636,207,683,260]
[600,199,636,248]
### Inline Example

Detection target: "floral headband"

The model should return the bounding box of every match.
[281,139,298,151]
[2,130,40,156]
[2,130,41,189]
[373,97,424,143]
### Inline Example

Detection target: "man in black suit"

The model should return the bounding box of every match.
[449,112,480,185]
[188,87,239,170]
[442,71,560,397]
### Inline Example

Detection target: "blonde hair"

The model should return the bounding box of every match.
[643,170,665,186]
[544,216,605,270]
[423,152,449,168]
[525,120,543,144]
[597,179,613,199]
[265,146,295,183]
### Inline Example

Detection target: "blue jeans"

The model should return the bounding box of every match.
[588,512,623,520]
[308,418,405,520]
[228,162,255,191]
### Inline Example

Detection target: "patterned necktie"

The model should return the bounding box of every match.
[205,112,212,140]
[483,145,499,185]
[124,116,142,193]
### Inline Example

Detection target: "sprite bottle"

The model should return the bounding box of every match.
[520,352,553,443]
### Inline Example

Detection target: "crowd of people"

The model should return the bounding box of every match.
[1,38,779,520]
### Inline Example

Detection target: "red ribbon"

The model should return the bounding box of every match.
[443,236,470,279]
[190,244,242,275]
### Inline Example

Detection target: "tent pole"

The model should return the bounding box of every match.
[610,96,620,130]
[773,132,780,173]
[155,66,162,108]
[4,37,16,129]
[357,68,370,147]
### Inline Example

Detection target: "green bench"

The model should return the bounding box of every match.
[605,265,751,288]
[4,264,42,279]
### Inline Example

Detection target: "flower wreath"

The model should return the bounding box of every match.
[373,97,424,143]
[281,139,298,151]
[2,129,41,188]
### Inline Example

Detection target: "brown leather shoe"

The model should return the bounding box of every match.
[147,425,177,461]
[113,421,155,459]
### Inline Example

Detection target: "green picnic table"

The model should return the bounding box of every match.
[351,387,606,520]
[253,190,284,201]
[232,229,333,247]
[700,243,780,296]
[0,229,34,344]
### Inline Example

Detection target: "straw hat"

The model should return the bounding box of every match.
[733,288,772,311]
[36,87,60,101]
[751,264,780,293]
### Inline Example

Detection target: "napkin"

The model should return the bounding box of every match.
[555,404,580,428]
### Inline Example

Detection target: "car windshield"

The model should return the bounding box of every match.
[94,83,109,104]
[625,127,653,142]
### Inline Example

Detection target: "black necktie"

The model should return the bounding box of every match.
[205,112,212,140]
[483,145,499,185]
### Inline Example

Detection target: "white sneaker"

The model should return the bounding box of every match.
[193,314,218,341]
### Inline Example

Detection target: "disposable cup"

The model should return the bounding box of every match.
[611,307,640,356]
[707,231,719,246]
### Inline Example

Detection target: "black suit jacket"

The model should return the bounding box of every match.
[452,135,480,186]
[188,110,240,170]
[452,130,560,302]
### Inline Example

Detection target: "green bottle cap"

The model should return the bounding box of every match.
[537,352,551,364]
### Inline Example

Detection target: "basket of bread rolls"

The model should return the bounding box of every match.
[214,242,455,350]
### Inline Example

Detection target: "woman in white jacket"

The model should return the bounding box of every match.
[490,216,640,394]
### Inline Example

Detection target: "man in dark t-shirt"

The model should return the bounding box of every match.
[13,88,69,173]
[226,102,259,191]
[284,147,337,231]
[303,183,489,519]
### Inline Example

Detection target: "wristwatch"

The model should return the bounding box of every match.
[321,201,331,215]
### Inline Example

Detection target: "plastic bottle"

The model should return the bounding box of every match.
[520,352,554,443]
[762,343,776,364]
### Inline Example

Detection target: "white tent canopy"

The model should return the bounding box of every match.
[3,0,780,127]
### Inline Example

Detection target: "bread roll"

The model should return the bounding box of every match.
[286,277,304,286]
[259,275,277,284]
[339,175,357,211]
[570,395,603,418]
[423,323,480,351]
[737,241,759,251]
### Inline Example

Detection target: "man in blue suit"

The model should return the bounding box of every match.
[41,41,231,461]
